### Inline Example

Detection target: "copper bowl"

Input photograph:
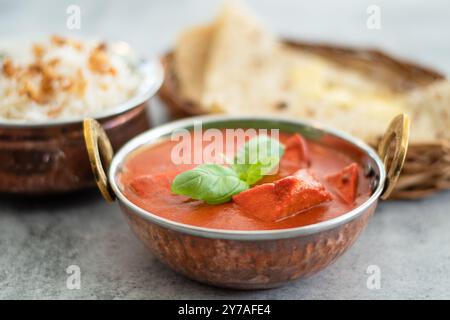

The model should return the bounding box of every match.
[0,43,164,194]
[84,114,409,289]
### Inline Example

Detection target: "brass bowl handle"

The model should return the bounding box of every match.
[83,118,116,202]
[378,114,410,200]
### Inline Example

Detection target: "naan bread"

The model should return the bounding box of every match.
[173,0,450,144]
[174,24,215,103]
[200,0,289,114]
[403,80,450,143]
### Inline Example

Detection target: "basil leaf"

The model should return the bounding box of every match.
[232,136,285,185]
[171,164,249,204]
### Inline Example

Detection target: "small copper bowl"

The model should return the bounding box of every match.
[0,43,163,194]
[84,114,409,289]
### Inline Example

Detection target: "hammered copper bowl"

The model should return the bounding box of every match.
[84,115,409,289]
[0,44,163,194]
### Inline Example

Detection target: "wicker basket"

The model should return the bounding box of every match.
[158,40,449,199]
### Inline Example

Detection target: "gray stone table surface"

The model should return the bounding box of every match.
[0,0,449,299]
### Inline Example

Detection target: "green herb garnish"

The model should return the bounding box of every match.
[171,164,248,204]
[171,136,285,204]
[232,135,284,185]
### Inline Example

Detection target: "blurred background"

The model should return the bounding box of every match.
[1,0,449,75]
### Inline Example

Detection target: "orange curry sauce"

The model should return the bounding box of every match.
[119,132,371,231]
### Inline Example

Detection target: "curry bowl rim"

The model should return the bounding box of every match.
[109,115,386,241]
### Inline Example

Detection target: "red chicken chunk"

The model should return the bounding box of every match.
[129,173,172,198]
[278,133,310,176]
[325,163,359,204]
[233,169,332,222]
[128,171,187,202]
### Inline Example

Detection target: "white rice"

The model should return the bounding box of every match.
[0,36,142,122]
